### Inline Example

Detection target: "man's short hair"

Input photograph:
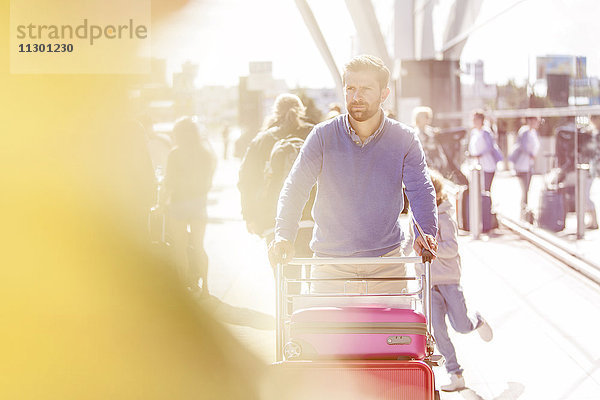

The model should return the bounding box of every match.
[343,55,390,90]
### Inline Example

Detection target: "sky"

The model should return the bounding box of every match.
[150,0,600,88]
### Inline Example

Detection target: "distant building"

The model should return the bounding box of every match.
[536,55,586,80]
[238,61,290,133]
[536,55,591,106]
[172,61,200,116]
[149,58,168,86]
[127,57,175,126]
[461,60,497,116]
[590,77,600,105]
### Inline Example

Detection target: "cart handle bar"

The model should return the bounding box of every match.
[288,256,424,265]
[285,277,419,282]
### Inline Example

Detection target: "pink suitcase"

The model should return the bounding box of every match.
[285,306,427,360]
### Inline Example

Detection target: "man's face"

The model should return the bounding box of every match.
[344,70,389,122]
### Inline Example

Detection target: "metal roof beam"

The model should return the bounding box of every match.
[344,0,392,67]
[294,0,343,98]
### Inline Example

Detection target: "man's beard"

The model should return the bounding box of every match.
[348,102,379,122]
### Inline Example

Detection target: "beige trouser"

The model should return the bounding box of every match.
[309,247,407,294]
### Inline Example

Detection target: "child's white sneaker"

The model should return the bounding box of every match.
[441,373,465,392]
[476,313,493,342]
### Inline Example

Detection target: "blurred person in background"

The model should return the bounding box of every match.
[163,117,217,295]
[509,116,541,221]
[238,93,314,249]
[412,106,449,175]
[221,123,231,159]
[468,110,503,192]
[554,118,598,229]
[325,102,342,120]
[589,115,600,175]
[296,92,323,124]
[238,94,314,300]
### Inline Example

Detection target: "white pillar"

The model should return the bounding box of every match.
[469,165,482,239]
[576,164,589,239]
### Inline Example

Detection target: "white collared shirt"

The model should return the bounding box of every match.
[344,110,386,147]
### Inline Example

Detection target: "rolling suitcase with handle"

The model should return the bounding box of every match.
[457,188,497,232]
[287,306,428,360]
[538,188,565,232]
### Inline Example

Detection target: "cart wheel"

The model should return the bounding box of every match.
[284,341,302,359]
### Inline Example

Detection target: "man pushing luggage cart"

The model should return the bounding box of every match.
[268,54,438,281]
[267,54,441,399]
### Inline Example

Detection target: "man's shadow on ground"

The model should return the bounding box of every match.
[197,294,275,330]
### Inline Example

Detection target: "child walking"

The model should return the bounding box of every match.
[404,172,493,392]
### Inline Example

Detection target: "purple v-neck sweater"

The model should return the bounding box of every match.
[275,114,438,257]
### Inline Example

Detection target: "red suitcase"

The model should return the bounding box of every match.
[270,360,435,400]
[286,306,427,360]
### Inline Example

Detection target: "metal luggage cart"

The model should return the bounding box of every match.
[275,254,443,367]
[272,254,443,400]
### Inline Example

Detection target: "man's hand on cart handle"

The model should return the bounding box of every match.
[268,238,295,267]
[413,234,438,262]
